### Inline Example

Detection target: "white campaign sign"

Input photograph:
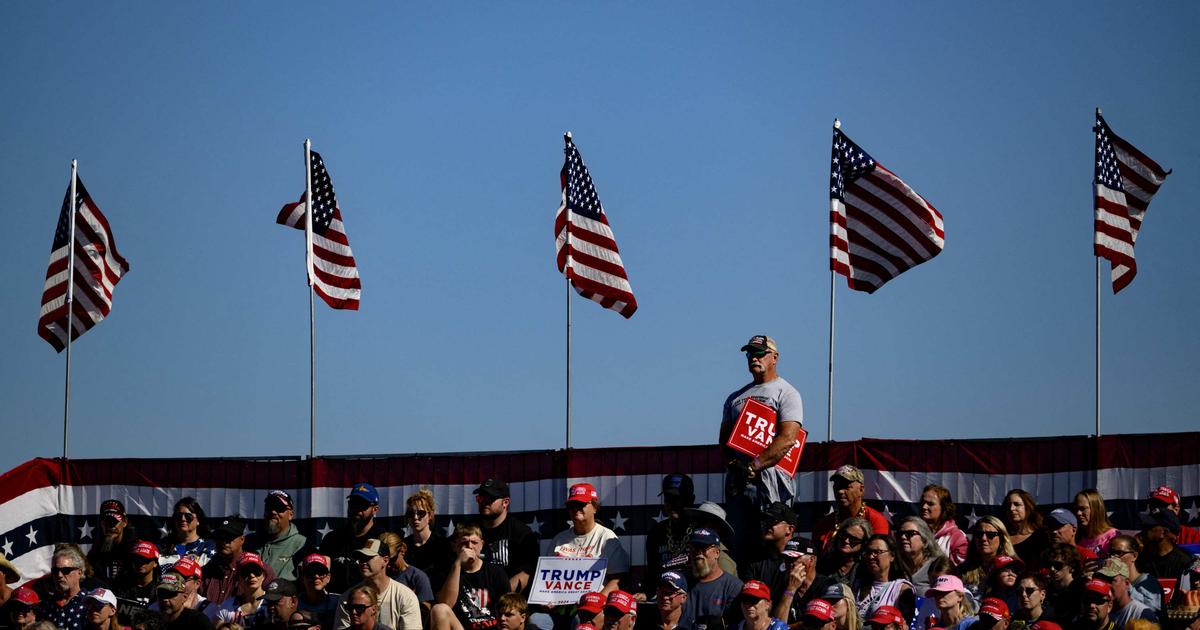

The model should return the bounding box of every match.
[527,556,609,606]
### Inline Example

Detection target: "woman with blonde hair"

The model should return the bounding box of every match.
[1074,489,1119,556]
[379,532,434,614]
[401,488,454,584]
[825,583,862,630]
[958,516,1017,598]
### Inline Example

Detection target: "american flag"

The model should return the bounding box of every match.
[829,126,945,293]
[554,136,637,318]
[1093,112,1171,294]
[37,174,130,352]
[277,150,362,310]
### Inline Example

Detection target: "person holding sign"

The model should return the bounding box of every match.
[720,335,805,559]
[551,484,629,594]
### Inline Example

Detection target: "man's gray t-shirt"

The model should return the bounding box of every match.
[722,376,804,504]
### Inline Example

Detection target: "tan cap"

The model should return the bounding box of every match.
[830,464,864,484]
[740,335,778,354]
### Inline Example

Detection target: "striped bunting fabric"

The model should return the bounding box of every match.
[829,126,945,293]
[1093,112,1171,294]
[2,432,1198,583]
[554,136,637,318]
[277,150,362,310]
[37,174,130,352]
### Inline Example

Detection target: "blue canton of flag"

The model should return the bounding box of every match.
[829,129,878,202]
[1094,121,1124,192]
[564,143,603,221]
[308,151,337,234]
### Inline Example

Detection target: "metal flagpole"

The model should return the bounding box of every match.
[827,118,840,443]
[828,270,836,443]
[1094,107,1101,438]
[63,159,78,460]
[305,140,316,459]
[564,131,573,452]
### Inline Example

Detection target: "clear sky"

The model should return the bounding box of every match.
[2,2,1197,476]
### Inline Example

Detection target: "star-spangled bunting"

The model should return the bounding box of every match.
[554,136,638,318]
[277,150,362,310]
[1093,112,1171,293]
[829,126,944,293]
[37,174,130,351]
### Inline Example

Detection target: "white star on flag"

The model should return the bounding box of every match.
[25,526,38,546]
[529,516,543,534]
[964,508,981,530]
[78,521,94,540]
[1,538,12,558]
[881,503,895,522]
[652,511,667,524]
[443,519,456,537]
[317,523,334,539]
[1187,501,1200,524]
[611,512,628,532]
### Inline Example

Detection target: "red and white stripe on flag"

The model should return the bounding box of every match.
[37,175,130,352]
[1093,113,1170,294]
[554,138,637,318]
[277,197,361,310]
[829,128,944,294]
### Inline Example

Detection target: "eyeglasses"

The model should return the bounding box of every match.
[346,604,371,615]
[405,510,429,519]
[897,530,920,539]
[840,534,864,545]
[1110,548,1133,557]
[977,531,1000,540]
[52,566,81,576]
[173,512,196,523]
[1020,587,1041,595]
[863,549,891,558]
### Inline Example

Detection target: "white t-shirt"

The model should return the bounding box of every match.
[551,523,630,573]
[333,579,422,630]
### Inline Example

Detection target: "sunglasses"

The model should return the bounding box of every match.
[173,512,196,523]
[346,604,371,615]
[52,566,81,576]
[1020,587,1041,595]
[157,591,183,600]
[1050,561,1067,572]
[977,531,1000,539]
[239,568,264,578]
[840,534,864,545]
[745,350,770,359]
[405,510,429,519]
[897,530,920,539]
[303,569,329,578]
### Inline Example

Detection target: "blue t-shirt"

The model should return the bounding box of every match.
[735,620,788,630]
[393,565,435,602]
[688,572,744,621]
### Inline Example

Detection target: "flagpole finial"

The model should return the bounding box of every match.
[563,131,573,144]
[1095,107,1101,115]
[833,118,841,129]
[71,158,77,168]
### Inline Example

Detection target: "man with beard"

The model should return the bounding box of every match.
[1069,581,1115,630]
[148,557,208,616]
[155,574,214,630]
[251,491,310,582]
[472,479,539,594]
[332,540,421,630]
[641,474,696,599]
[321,484,386,594]
[113,541,161,625]
[202,517,267,606]
[687,529,744,630]
[88,500,140,583]
[264,580,301,630]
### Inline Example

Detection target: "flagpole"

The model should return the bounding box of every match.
[305,140,316,459]
[1093,107,1101,438]
[827,118,841,443]
[564,131,573,452]
[63,159,78,460]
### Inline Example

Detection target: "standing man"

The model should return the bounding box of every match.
[812,466,890,549]
[720,335,804,558]
[321,483,386,594]
[88,500,140,582]
[252,491,310,582]
[473,479,540,593]
[642,474,697,599]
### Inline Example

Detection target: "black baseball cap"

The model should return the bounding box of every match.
[474,478,510,500]
[660,473,695,499]
[761,502,798,528]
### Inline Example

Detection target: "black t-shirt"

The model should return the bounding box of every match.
[87,527,142,582]
[642,518,693,596]
[1012,529,1051,570]
[740,554,831,623]
[453,564,510,630]
[479,516,540,581]
[1137,546,1194,582]
[114,575,159,626]
[165,607,216,630]
[404,533,456,591]
[318,521,385,594]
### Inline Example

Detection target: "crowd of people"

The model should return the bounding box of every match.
[0,474,1197,630]
[0,336,1197,630]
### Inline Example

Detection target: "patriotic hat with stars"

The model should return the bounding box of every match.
[85,588,118,608]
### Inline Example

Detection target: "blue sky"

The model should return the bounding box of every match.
[1,2,1197,475]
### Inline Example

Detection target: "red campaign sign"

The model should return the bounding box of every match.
[725,399,807,478]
